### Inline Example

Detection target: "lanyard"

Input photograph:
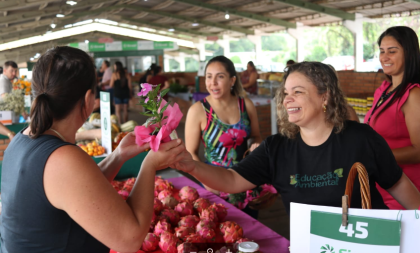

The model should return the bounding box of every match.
[366,84,397,125]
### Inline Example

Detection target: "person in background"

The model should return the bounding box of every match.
[139,63,157,88]
[110,61,132,125]
[240,61,258,95]
[364,26,420,210]
[185,56,262,218]
[99,60,112,90]
[0,46,185,253]
[148,65,170,100]
[0,66,3,74]
[0,122,14,140]
[0,61,17,100]
[176,61,420,215]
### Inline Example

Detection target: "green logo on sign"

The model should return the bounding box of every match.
[89,42,106,52]
[289,168,343,188]
[122,41,137,51]
[320,244,335,253]
[104,117,107,130]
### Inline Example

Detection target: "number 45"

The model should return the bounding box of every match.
[339,222,368,239]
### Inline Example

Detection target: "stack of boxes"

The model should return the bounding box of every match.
[346,97,374,117]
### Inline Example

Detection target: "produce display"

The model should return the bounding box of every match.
[111,177,257,253]
[77,140,106,156]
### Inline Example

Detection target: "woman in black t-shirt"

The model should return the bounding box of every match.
[174,61,420,214]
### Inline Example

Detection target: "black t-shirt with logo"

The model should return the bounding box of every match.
[231,120,402,214]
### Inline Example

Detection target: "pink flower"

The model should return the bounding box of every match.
[134,125,155,147]
[260,184,277,195]
[159,99,183,132]
[138,83,153,97]
[219,129,247,148]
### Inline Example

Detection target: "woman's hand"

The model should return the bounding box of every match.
[116,132,150,162]
[143,139,185,171]
[173,149,197,174]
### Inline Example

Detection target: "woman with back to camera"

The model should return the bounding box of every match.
[185,56,262,218]
[0,46,185,253]
[364,26,420,210]
[240,61,258,95]
[176,61,420,215]
[110,61,132,125]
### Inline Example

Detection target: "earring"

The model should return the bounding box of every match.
[323,105,327,113]
[231,86,233,91]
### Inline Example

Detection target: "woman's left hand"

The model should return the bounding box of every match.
[116,132,150,162]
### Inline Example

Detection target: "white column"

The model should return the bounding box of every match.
[247,35,262,66]
[216,35,230,58]
[177,52,186,72]
[194,39,206,62]
[287,22,305,63]
[343,13,364,72]
[164,55,170,72]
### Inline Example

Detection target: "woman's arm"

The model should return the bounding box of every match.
[245,98,263,145]
[127,73,133,98]
[163,80,170,91]
[387,173,420,209]
[43,139,184,252]
[109,73,116,88]
[185,102,206,162]
[0,122,14,140]
[346,105,360,122]
[242,72,258,88]
[392,87,420,164]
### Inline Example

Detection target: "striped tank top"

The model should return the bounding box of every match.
[201,97,251,167]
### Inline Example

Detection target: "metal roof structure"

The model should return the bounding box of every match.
[0,0,419,63]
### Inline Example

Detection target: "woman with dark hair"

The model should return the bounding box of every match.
[110,61,132,124]
[364,26,420,210]
[0,46,185,253]
[240,61,258,95]
[139,63,157,87]
[185,56,262,218]
[177,61,420,215]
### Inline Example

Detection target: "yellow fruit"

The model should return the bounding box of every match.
[88,151,93,156]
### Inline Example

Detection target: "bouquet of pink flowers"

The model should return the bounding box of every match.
[135,83,183,151]
[220,184,278,210]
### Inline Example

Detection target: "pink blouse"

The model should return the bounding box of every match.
[364,80,420,210]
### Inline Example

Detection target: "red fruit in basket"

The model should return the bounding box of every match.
[159,231,179,253]
[173,190,182,202]
[193,198,211,213]
[154,198,164,214]
[179,186,199,203]
[197,227,216,242]
[158,189,173,201]
[184,233,206,244]
[160,209,180,226]
[155,178,174,193]
[208,203,228,222]
[161,196,179,209]
[200,208,219,222]
[236,238,252,243]
[111,180,124,191]
[219,221,244,243]
[174,202,194,217]
[178,215,200,229]
[175,226,195,241]
[154,220,173,236]
[122,177,136,192]
[141,233,159,252]
[196,219,216,233]
[177,242,197,253]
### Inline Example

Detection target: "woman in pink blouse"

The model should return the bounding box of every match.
[364,26,420,209]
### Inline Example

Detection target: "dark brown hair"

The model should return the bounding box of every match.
[4,61,17,69]
[30,46,96,139]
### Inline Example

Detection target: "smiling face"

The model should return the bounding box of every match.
[205,62,236,99]
[379,36,405,80]
[283,72,327,128]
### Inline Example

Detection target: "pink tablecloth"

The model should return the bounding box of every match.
[111,176,289,253]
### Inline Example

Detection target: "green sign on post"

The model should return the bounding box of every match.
[89,42,106,52]
[153,41,174,50]
[122,41,138,51]
[310,211,401,253]
[100,91,112,156]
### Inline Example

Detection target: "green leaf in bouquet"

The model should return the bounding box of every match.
[160,88,170,97]
[149,84,161,100]
[162,116,168,120]
[139,112,154,117]
[160,101,170,113]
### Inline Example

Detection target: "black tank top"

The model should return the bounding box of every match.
[114,78,130,99]
[0,129,109,253]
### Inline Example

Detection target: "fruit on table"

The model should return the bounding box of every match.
[120,120,137,132]
[179,186,199,203]
[78,141,106,156]
[141,233,159,252]
[159,231,178,253]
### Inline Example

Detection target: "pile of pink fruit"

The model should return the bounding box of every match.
[111,177,253,253]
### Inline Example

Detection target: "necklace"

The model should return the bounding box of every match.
[50,128,67,142]
[376,86,397,107]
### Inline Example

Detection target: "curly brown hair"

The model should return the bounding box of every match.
[275,61,348,138]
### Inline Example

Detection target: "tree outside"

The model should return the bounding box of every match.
[185,57,199,72]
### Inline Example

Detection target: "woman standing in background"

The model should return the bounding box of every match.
[241,61,258,95]
[110,61,132,125]
[364,26,420,209]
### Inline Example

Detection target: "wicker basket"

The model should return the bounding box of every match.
[344,162,372,209]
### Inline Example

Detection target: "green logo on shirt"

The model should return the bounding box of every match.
[290,168,343,188]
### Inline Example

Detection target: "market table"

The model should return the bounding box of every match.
[111,176,290,253]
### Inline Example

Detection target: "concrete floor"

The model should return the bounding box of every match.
[127,97,290,240]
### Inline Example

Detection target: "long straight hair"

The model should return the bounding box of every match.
[114,61,127,87]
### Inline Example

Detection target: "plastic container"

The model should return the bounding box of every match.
[238,242,260,253]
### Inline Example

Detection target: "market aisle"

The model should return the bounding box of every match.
[127,102,290,240]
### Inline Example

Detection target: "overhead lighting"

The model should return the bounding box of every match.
[34,53,41,58]
[96,19,118,26]
[66,1,77,5]
[30,58,34,61]
[192,22,199,27]
[73,19,93,26]
[168,28,175,32]
[64,24,73,28]
[85,40,89,44]
[225,11,230,19]
[50,23,56,29]
[56,14,65,18]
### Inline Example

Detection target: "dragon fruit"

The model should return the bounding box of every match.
[174,202,194,217]
[177,242,197,253]
[197,227,216,242]
[178,215,200,229]
[200,208,219,222]
[122,177,135,192]
[155,178,174,193]
[159,231,179,253]
[117,189,129,200]
[208,203,228,222]
[141,233,159,252]
[175,226,195,241]
[179,186,199,203]
[193,198,211,213]
[219,221,243,243]
[158,189,173,201]
[160,209,180,226]
[154,198,164,214]
[161,196,179,209]
[173,190,182,202]
[196,219,216,233]
[154,220,173,236]
[184,233,207,250]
